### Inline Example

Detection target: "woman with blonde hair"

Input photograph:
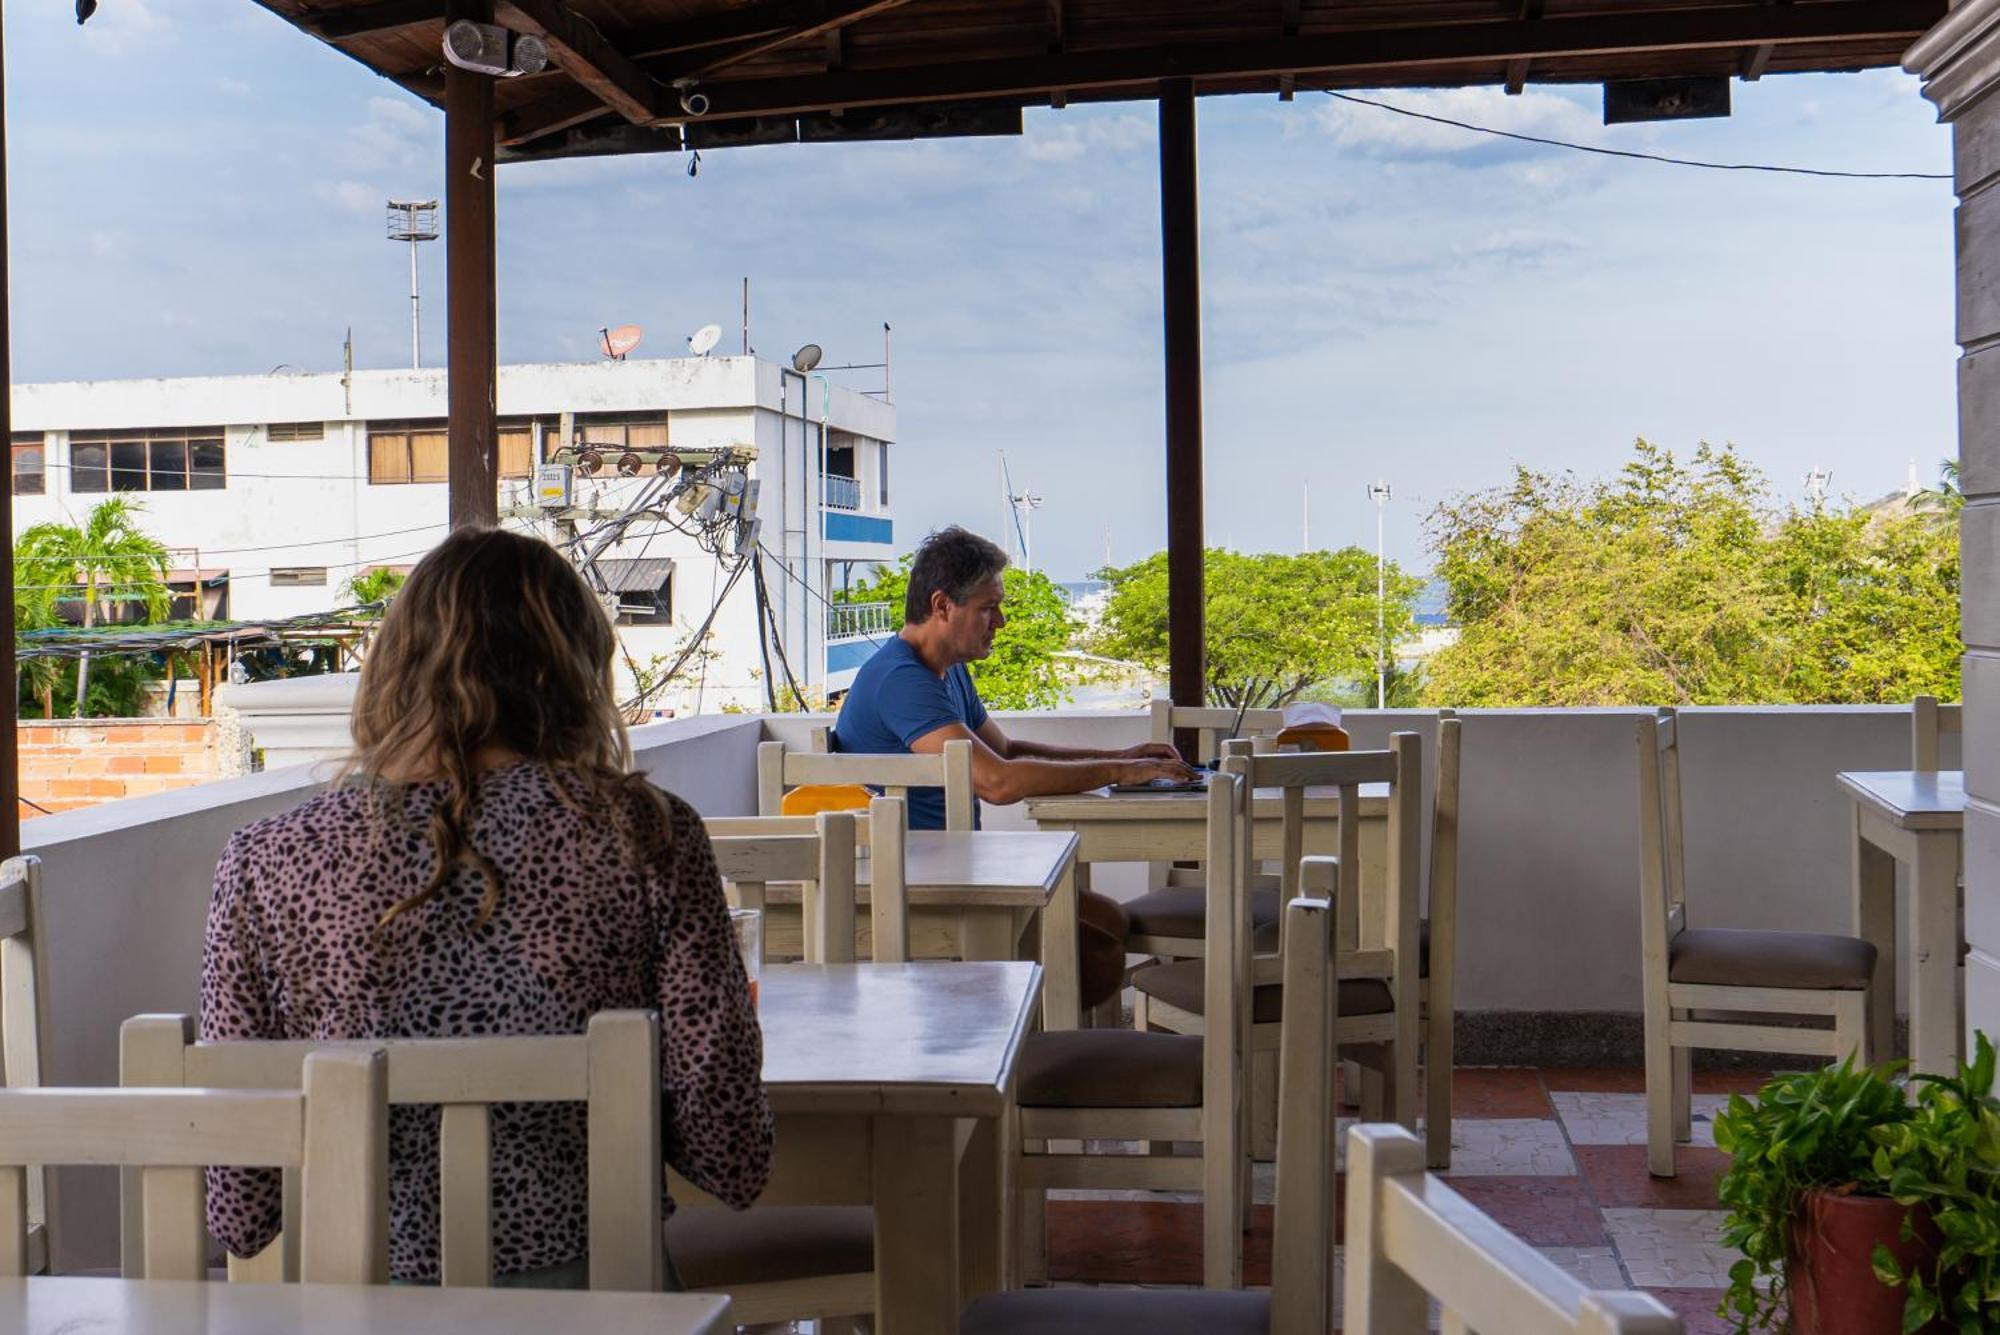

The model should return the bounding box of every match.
[200,526,770,1286]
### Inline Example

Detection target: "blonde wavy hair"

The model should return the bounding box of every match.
[348,527,669,930]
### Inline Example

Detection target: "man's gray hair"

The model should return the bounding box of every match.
[905,526,1009,624]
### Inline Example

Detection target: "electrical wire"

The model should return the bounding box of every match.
[1323,91,1953,181]
[617,553,751,716]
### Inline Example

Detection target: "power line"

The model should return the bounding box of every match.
[1323,91,1952,181]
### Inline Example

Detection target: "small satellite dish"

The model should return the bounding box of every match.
[600,324,644,360]
[792,343,823,374]
[689,324,722,357]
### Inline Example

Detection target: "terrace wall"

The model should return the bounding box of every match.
[17,719,233,816]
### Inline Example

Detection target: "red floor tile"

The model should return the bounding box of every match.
[1645,1287,1736,1335]
[1044,1200,1276,1286]
[1452,1067,1554,1118]
[1441,1175,1607,1247]
[1574,1144,1733,1210]
[1541,1066,1775,1094]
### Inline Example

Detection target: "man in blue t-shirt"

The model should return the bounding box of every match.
[833,526,1192,1007]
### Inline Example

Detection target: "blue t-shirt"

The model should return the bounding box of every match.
[831,636,988,830]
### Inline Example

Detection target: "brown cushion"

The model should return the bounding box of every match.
[665,1206,872,1289]
[1125,887,1281,942]
[1017,1029,1204,1108]
[962,1287,1269,1335]
[1132,958,1395,1024]
[1668,928,1876,991]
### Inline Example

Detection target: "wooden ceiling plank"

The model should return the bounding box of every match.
[310,0,441,40]
[1047,0,1065,54]
[653,0,1943,123]
[496,0,662,123]
[663,0,922,79]
[1504,0,1541,96]
[499,84,612,144]
[1741,0,1791,80]
[1281,0,1301,37]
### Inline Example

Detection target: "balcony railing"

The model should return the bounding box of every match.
[828,600,894,640]
[821,473,862,511]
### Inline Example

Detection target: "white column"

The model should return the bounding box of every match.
[1908,0,2000,1051]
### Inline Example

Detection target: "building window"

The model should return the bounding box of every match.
[573,413,669,454]
[266,422,325,442]
[498,418,537,480]
[879,442,889,506]
[11,434,45,496]
[269,567,329,587]
[368,421,448,485]
[70,428,225,493]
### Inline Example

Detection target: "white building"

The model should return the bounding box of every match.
[9,354,899,713]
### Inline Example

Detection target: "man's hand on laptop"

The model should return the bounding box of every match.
[1120,742,1187,763]
[1117,756,1198,786]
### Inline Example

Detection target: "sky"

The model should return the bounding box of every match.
[4,1,1961,579]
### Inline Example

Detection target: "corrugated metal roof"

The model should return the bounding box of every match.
[596,557,676,594]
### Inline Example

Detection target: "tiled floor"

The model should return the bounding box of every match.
[1043,1065,1761,1335]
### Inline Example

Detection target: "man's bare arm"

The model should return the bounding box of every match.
[975,717,1184,765]
[914,723,1191,806]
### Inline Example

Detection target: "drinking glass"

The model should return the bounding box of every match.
[728,907,763,1009]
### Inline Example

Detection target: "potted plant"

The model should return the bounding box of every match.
[1713,1033,2000,1334]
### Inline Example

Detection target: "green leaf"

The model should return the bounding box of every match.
[1873,1242,1906,1286]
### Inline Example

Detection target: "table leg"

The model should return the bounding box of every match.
[1041,861,1081,1031]
[956,1115,1004,1302]
[960,910,1017,963]
[872,1115,960,1335]
[1909,831,1962,1077]
[1852,805,1897,1063]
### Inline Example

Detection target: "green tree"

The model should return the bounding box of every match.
[17,498,171,716]
[1092,547,1422,708]
[344,566,408,605]
[1422,440,1961,706]
[839,559,1077,710]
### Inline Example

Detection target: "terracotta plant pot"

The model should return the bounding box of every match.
[1787,1189,1943,1335]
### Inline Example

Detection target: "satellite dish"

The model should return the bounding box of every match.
[600,324,644,360]
[689,324,722,357]
[792,343,823,374]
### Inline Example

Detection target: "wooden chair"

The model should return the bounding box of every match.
[758,738,974,830]
[707,799,909,964]
[0,856,52,1273]
[1420,712,1462,1170]
[1149,700,1286,763]
[1136,736,1425,1156]
[684,802,910,1332]
[1345,1123,1680,1334]
[961,894,1340,1334]
[1014,766,1250,1289]
[119,1011,657,1289]
[10,1047,389,1283]
[1638,709,1876,1177]
[1911,694,1962,771]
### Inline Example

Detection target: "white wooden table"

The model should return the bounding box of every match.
[673,961,1041,1335]
[761,830,1081,1029]
[1840,770,1966,1076]
[0,1276,732,1334]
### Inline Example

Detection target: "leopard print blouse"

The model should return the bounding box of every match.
[199,761,773,1281]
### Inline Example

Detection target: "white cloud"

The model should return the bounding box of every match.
[315,179,381,215]
[340,96,439,176]
[1021,111,1156,164]
[76,0,169,55]
[1315,87,1604,161]
[215,76,253,97]
[1023,126,1087,164]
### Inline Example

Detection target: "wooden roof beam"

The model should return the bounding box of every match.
[1742,0,1792,80]
[496,0,662,123]
[653,0,921,79]
[654,0,1943,123]
[1504,0,1543,95]
[499,84,611,145]
[309,0,441,40]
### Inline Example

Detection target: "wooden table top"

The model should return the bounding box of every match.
[761,829,1079,907]
[0,1277,732,1335]
[757,961,1041,1118]
[1025,783,1389,823]
[1837,770,1967,831]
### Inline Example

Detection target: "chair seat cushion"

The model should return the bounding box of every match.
[1668,927,1876,991]
[1017,1029,1204,1108]
[1125,887,1281,942]
[1132,958,1395,1024]
[962,1287,1270,1335]
[665,1206,872,1289]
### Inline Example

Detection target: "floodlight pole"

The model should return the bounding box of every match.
[1369,479,1392,709]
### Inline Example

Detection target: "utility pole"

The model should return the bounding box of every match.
[1369,480,1392,710]
[1302,480,1310,553]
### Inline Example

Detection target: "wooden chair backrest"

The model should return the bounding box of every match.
[1200,768,1248,1227]
[9,1047,388,1285]
[118,1011,659,1291]
[1149,700,1286,765]
[1430,713,1462,977]
[1912,694,1963,771]
[707,798,911,963]
[0,857,50,1271]
[758,738,974,829]
[1635,710,1689,971]
[1268,894,1336,1334]
[1344,1123,1680,1333]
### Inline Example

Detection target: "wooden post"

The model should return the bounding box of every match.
[0,8,19,859]
[1158,78,1205,735]
[446,0,499,532]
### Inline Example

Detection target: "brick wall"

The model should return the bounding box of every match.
[19,720,226,817]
